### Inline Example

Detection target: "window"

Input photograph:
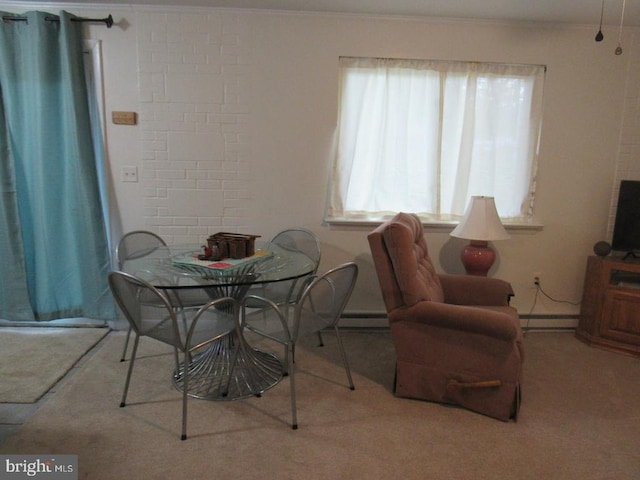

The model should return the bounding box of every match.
[327,57,545,223]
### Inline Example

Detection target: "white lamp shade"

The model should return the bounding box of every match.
[450,196,510,241]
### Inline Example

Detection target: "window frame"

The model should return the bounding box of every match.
[326,56,546,229]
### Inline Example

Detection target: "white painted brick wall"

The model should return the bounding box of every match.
[137,10,250,244]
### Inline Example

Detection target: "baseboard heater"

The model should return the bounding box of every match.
[340,312,579,330]
[518,314,579,330]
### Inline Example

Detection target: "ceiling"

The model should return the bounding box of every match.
[14,0,640,27]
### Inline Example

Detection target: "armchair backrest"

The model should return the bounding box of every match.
[367,212,444,312]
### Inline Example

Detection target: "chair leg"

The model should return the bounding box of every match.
[316,331,324,347]
[181,350,189,441]
[393,365,398,394]
[511,383,522,422]
[120,327,132,362]
[333,327,355,390]
[288,344,298,430]
[169,340,181,373]
[120,334,140,407]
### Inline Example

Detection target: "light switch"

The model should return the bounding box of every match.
[112,111,137,125]
[121,166,138,183]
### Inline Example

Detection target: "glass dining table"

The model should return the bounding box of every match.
[121,242,316,401]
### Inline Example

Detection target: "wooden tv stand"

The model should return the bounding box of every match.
[576,256,640,357]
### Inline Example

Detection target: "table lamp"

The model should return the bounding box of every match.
[450,196,510,276]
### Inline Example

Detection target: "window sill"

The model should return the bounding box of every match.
[324,216,544,232]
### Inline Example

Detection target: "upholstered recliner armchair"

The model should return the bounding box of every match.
[367,212,524,421]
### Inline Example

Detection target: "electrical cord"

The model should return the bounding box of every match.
[524,278,580,335]
[524,285,539,335]
[534,278,581,306]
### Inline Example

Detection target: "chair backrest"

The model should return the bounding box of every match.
[270,228,321,273]
[108,270,181,344]
[109,270,236,354]
[367,212,444,313]
[294,262,358,339]
[116,230,167,268]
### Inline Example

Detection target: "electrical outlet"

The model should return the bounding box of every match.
[121,166,138,183]
[533,273,541,286]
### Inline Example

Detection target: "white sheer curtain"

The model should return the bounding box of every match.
[328,57,545,221]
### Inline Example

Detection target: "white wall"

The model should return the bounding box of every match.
[4,3,640,322]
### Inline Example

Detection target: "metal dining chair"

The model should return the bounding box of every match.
[108,271,237,440]
[249,227,321,303]
[116,231,168,361]
[270,228,322,272]
[116,230,211,361]
[240,262,358,429]
[245,227,324,345]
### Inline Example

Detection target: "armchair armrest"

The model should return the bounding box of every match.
[438,274,514,306]
[389,300,518,341]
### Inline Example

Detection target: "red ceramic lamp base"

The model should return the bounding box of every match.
[461,240,496,276]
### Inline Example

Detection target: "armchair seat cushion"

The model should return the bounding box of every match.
[389,302,520,341]
[438,274,514,306]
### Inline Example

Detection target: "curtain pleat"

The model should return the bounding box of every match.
[0,10,114,321]
[0,96,33,320]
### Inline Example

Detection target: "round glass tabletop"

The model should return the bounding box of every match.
[120,242,316,290]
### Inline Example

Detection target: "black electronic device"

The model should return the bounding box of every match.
[611,180,640,259]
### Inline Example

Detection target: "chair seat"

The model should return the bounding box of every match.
[243,281,297,308]
[243,305,329,344]
[138,306,236,351]
[170,289,213,308]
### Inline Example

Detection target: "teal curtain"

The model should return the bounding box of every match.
[0,11,114,321]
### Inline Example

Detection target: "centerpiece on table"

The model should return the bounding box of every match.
[200,232,261,261]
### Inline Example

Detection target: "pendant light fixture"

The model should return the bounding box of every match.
[595,0,605,41]
[615,0,626,55]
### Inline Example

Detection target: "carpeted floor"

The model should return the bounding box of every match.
[0,329,639,479]
[0,327,109,403]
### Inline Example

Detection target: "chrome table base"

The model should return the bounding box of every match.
[172,333,283,401]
